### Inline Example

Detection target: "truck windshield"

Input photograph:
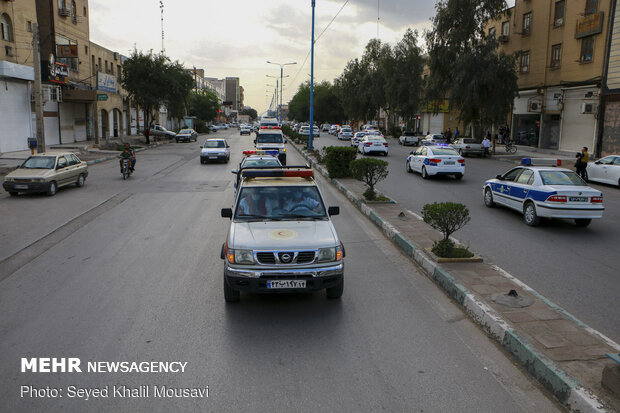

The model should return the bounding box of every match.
[257,134,283,144]
[235,186,327,220]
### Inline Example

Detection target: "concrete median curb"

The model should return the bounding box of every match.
[287,137,609,412]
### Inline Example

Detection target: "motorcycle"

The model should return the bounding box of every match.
[120,158,132,180]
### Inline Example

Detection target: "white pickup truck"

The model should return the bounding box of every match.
[398,131,421,146]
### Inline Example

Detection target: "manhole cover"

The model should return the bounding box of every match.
[491,289,533,308]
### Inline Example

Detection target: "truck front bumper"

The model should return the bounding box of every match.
[224,263,343,293]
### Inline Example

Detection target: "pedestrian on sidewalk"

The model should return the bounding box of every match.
[444,128,453,144]
[454,127,460,139]
[482,133,491,157]
[575,147,589,180]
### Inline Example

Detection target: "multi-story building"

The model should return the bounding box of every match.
[599,1,620,156]
[89,42,128,142]
[0,0,37,153]
[225,76,240,110]
[35,0,97,145]
[487,0,612,153]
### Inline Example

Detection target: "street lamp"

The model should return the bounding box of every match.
[266,81,278,114]
[267,60,296,124]
[308,0,316,149]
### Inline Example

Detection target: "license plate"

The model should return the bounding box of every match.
[444,161,455,165]
[374,143,382,146]
[569,196,588,202]
[208,156,217,160]
[14,184,28,189]
[267,280,306,289]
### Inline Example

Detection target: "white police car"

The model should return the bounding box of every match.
[406,145,465,179]
[483,158,604,227]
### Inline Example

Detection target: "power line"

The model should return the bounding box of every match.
[286,0,350,92]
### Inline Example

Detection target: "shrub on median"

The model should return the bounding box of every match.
[325,146,358,178]
[349,157,389,200]
[422,202,473,258]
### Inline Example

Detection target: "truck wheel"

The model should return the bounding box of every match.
[326,278,344,299]
[223,277,240,302]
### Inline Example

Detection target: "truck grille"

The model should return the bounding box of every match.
[256,252,276,264]
[255,251,316,265]
[296,251,315,264]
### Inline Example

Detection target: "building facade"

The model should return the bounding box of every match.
[0,0,37,153]
[487,0,612,153]
[225,76,239,110]
[89,42,128,143]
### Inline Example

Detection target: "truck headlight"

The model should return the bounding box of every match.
[233,249,255,265]
[318,247,336,262]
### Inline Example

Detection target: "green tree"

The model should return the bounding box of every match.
[425,0,517,137]
[188,89,220,122]
[121,50,193,143]
[392,29,425,130]
[350,158,389,200]
[240,107,258,121]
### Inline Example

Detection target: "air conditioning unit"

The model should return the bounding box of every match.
[527,101,541,112]
[555,18,563,26]
[58,7,70,16]
[581,103,598,114]
[498,35,509,42]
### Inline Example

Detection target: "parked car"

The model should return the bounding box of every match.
[450,137,484,156]
[3,152,88,196]
[176,128,198,143]
[148,124,177,139]
[398,131,421,146]
[587,155,620,187]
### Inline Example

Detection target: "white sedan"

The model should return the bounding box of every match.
[358,136,388,156]
[406,145,465,179]
[587,155,620,187]
[483,162,604,227]
[351,132,366,147]
[421,134,448,146]
[338,128,353,140]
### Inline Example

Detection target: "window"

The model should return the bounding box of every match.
[5,45,13,57]
[502,21,510,36]
[58,0,66,9]
[98,57,102,72]
[1,13,13,42]
[117,65,122,81]
[516,169,534,185]
[585,0,598,15]
[84,45,88,54]
[71,1,77,23]
[502,168,523,182]
[27,21,32,32]
[489,27,496,38]
[523,12,532,34]
[554,1,565,26]
[520,51,530,73]
[105,60,108,73]
[91,55,95,74]
[83,6,87,17]
[581,36,594,63]
[551,44,562,68]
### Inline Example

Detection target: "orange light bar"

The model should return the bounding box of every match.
[243,150,257,155]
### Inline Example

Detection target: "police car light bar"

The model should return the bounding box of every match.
[260,126,281,129]
[520,158,562,167]
[241,169,314,178]
[242,150,280,156]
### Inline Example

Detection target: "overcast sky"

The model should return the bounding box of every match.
[90,0,514,114]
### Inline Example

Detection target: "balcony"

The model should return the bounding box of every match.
[58,7,70,17]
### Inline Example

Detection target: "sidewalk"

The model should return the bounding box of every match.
[287,137,620,412]
[0,135,167,176]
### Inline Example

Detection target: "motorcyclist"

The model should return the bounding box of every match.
[119,143,136,172]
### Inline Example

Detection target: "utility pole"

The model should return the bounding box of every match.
[160,1,165,54]
[32,23,46,153]
[309,0,316,149]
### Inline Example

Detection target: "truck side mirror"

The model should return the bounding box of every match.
[328,206,339,216]
[221,208,233,218]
